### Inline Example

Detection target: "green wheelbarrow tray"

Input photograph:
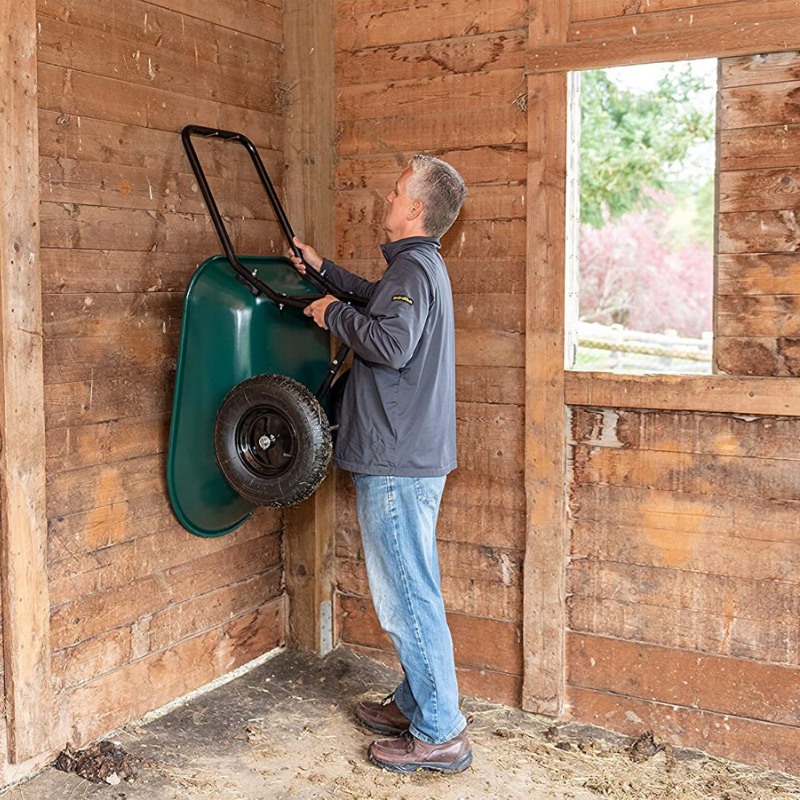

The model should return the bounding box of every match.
[167,126,368,538]
[167,254,333,538]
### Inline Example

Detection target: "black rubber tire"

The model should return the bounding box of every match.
[215,374,332,507]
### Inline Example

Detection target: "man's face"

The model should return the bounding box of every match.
[382,167,418,240]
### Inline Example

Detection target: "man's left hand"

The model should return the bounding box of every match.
[304,295,339,329]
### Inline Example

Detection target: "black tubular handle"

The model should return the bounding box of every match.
[181,125,368,307]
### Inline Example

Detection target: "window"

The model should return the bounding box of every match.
[566,60,717,374]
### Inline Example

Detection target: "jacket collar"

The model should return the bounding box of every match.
[380,236,441,264]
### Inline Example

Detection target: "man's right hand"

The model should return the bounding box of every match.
[289,236,323,274]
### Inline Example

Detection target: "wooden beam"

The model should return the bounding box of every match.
[0,0,55,761]
[522,68,569,717]
[565,371,800,416]
[283,0,337,656]
[527,17,800,73]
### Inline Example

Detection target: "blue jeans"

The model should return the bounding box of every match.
[352,473,467,745]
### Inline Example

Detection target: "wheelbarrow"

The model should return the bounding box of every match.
[167,125,363,538]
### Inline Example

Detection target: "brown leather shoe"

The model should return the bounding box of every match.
[368,730,472,773]
[355,693,411,735]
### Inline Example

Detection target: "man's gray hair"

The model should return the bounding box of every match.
[407,154,466,239]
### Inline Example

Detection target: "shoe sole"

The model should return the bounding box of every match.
[355,716,408,736]
[368,746,473,774]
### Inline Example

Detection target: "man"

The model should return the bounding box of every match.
[290,155,469,774]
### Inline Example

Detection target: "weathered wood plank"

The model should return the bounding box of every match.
[455,365,525,405]
[716,335,800,376]
[571,0,733,22]
[46,454,166,520]
[142,0,282,42]
[521,69,569,717]
[338,69,524,122]
[40,156,275,218]
[719,210,800,254]
[51,533,282,649]
[568,633,800,727]
[44,331,179,384]
[569,588,800,663]
[720,51,800,89]
[338,107,527,155]
[37,17,280,114]
[336,147,527,190]
[566,685,800,775]
[718,294,800,337]
[335,0,526,51]
[38,110,283,179]
[572,443,800,502]
[570,518,800,583]
[338,593,523,675]
[719,168,800,214]
[570,482,800,544]
[1,0,54,761]
[37,0,282,72]
[721,80,800,131]
[571,406,800,460]
[720,124,800,172]
[42,292,184,339]
[565,371,800,416]
[37,63,283,151]
[528,18,800,73]
[41,249,200,294]
[569,559,800,625]
[569,0,800,43]
[52,627,132,694]
[145,567,283,654]
[63,599,284,746]
[40,203,282,255]
[718,254,800,296]
[568,591,800,667]
[336,31,525,85]
[46,412,170,472]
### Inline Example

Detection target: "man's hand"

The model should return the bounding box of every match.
[289,236,323,274]
[304,295,339,329]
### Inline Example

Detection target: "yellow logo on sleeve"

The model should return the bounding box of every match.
[392,295,414,305]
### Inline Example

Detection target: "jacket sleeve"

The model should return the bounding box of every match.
[324,259,432,370]
[319,258,378,300]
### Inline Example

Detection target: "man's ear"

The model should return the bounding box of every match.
[408,201,423,221]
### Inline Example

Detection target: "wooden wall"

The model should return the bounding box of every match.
[332,0,529,705]
[332,0,800,777]
[717,52,800,375]
[19,0,287,760]
[564,50,800,774]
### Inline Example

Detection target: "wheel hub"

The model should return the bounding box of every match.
[236,405,297,477]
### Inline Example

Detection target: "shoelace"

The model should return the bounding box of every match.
[379,692,395,707]
[401,731,416,754]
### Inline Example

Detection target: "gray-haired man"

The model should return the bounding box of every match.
[292,155,470,773]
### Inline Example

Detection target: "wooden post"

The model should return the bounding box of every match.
[282,0,337,655]
[0,0,55,761]
[523,64,570,714]
[522,0,570,717]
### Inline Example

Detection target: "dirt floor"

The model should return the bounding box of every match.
[4,648,800,799]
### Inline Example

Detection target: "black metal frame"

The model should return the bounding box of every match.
[181,125,355,398]
[181,125,368,309]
